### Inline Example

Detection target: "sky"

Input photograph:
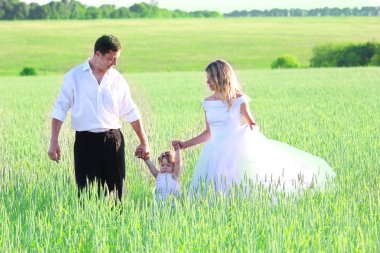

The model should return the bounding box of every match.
[22,0,380,13]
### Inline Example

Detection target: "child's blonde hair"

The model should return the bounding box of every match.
[158,151,175,165]
[205,59,241,109]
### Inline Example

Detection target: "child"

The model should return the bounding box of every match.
[141,146,181,201]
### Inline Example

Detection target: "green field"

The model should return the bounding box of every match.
[0,67,379,251]
[0,17,379,75]
[0,17,379,252]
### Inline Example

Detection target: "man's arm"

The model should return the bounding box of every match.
[48,118,63,163]
[130,119,150,158]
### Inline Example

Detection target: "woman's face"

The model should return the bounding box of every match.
[206,73,216,91]
[160,158,174,173]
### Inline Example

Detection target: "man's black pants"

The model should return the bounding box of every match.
[74,129,125,200]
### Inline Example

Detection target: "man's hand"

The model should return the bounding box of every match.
[48,141,61,163]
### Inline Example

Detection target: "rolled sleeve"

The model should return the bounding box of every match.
[51,108,67,122]
[122,101,141,123]
[51,74,73,122]
[119,79,141,123]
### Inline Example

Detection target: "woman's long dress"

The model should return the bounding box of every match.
[189,95,336,195]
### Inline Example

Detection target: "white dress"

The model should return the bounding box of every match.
[189,95,336,195]
[155,172,181,201]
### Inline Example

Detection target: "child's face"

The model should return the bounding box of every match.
[160,158,174,173]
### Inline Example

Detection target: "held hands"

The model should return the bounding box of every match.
[173,143,181,151]
[136,149,150,161]
[140,152,150,161]
[172,140,186,150]
[135,143,150,161]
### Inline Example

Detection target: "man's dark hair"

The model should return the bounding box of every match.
[94,35,121,55]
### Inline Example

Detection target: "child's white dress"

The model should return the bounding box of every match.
[190,95,336,195]
[155,172,181,201]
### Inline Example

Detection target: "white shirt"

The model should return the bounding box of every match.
[155,172,181,201]
[52,59,140,132]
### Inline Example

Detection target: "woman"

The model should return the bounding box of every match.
[172,60,335,196]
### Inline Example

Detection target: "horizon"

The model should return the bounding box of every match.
[21,0,380,13]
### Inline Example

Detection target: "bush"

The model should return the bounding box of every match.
[310,44,345,67]
[20,67,37,76]
[310,42,380,67]
[271,55,299,69]
[370,46,380,66]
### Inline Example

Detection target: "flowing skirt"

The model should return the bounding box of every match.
[189,125,336,195]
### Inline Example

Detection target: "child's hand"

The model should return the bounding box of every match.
[174,144,181,151]
[140,152,150,161]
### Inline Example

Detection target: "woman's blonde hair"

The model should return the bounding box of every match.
[205,59,241,109]
[158,151,175,165]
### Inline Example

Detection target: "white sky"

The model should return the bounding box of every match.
[22,0,380,13]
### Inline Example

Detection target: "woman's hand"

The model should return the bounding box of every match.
[172,140,186,150]
[248,123,259,131]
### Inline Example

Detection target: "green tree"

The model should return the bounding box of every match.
[129,3,150,17]
[172,9,188,18]
[99,4,115,18]
[110,7,133,18]
[68,0,86,19]
[85,6,99,19]
[29,3,48,19]
[0,0,19,19]
[12,2,29,19]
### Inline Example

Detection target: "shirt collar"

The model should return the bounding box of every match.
[82,58,91,72]
[82,58,116,76]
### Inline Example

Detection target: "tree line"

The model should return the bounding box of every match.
[0,0,221,19]
[0,0,379,20]
[225,6,380,17]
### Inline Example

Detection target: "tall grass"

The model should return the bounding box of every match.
[0,68,379,251]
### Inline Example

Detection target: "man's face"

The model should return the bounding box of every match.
[95,50,120,72]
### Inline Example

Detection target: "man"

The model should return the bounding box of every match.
[48,35,149,200]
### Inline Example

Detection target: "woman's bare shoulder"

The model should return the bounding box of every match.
[204,96,219,101]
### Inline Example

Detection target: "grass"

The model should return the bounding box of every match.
[0,17,379,75]
[0,67,379,251]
